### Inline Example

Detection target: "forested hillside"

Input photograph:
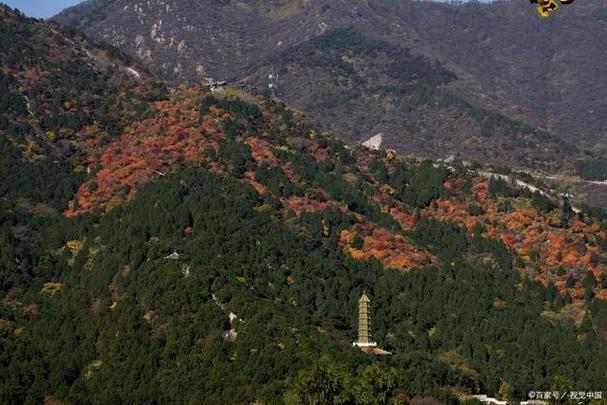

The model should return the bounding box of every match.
[2,5,607,404]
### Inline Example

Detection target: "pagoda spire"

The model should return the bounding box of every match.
[353,290,377,348]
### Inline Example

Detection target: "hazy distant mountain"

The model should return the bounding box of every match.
[54,0,607,168]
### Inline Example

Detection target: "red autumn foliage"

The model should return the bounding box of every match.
[340,224,434,271]
[308,143,329,161]
[66,87,222,216]
[243,171,268,195]
[245,137,280,166]
[423,176,607,299]
[389,207,416,230]
[281,195,336,217]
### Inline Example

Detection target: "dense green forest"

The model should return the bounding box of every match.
[1,107,605,401]
[2,134,607,403]
[1,5,607,404]
[575,158,607,181]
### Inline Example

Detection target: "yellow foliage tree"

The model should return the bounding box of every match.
[66,239,83,251]
[498,381,514,401]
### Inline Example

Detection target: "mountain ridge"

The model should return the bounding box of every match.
[54,0,607,160]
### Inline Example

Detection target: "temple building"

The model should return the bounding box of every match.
[353,291,392,355]
[353,291,377,348]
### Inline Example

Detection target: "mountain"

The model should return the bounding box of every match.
[53,0,607,168]
[0,3,165,210]
[2,4,607,403]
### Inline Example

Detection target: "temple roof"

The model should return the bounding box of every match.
[359,291,370,303]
